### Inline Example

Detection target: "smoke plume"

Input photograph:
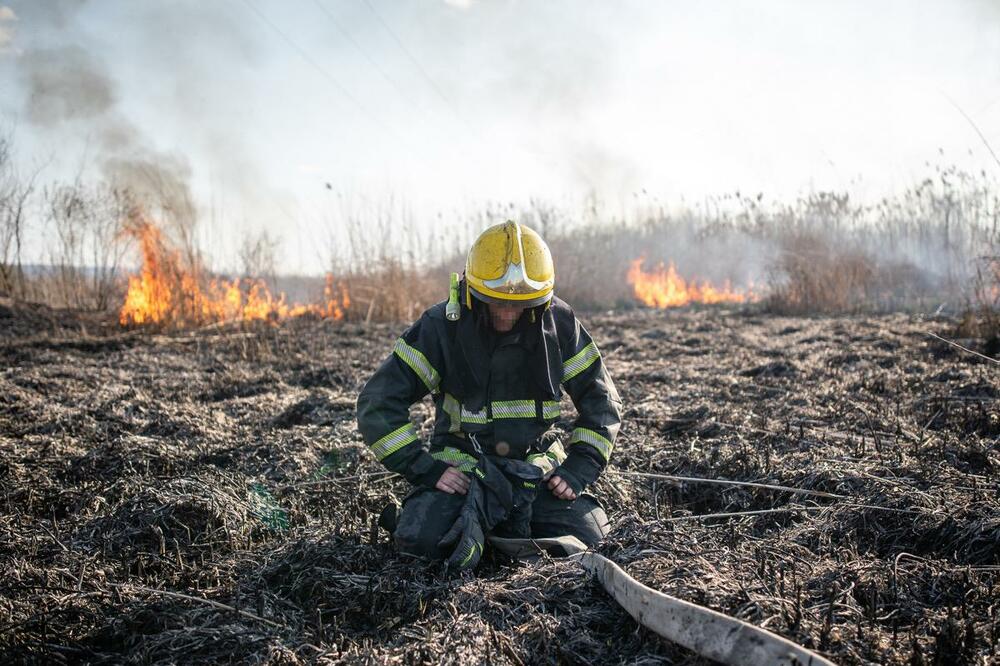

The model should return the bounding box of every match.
[21,45,115,125]
[6,0,273,265]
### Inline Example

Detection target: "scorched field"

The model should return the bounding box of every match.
[2,304,998,664]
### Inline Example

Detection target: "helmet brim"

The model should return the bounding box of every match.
[468,284,553,308]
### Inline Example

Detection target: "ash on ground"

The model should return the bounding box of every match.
[1,309,998,664]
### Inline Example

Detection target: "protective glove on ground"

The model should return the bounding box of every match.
[437,493,486,570]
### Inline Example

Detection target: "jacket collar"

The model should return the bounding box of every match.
[449,297,562,409]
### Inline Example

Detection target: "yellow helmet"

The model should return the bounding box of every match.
[465,220,554,308]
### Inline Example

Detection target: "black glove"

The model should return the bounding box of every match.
[437,455,543,570]
[437,460,491,571]
[437,497,485,570]
[490,458,543,539]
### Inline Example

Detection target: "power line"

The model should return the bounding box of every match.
[241,0,412,150]
[943,93,1000,171]
[352,0,564,178]
[355,0,463,122]
[310,0,418,113]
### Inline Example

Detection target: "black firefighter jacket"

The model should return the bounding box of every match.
[356,295,623,492]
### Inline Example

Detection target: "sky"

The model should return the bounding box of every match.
[1,0,999,274]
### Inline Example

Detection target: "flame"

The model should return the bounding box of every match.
[119,220,349,327]
[626,258,757,308]
[119,222,184,326]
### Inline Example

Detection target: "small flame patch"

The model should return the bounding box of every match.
[626,258,757,308]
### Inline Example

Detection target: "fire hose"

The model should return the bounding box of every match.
[489,535,837,666]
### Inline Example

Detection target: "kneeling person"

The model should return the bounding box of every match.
[356,221,623,569]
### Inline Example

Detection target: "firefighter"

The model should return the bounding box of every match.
[356,221,622,570]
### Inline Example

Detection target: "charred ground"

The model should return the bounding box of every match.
[1,307,998,664]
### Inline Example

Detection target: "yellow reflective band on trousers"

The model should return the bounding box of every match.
[571,427,613,461]
[562,341,600,382]
[394,338,441,393]
[492,400,536,419]
[370,423,419,461]
[442,394,462,434]
[431,446,478,472]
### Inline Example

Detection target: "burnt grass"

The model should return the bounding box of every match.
[1,307,998,665]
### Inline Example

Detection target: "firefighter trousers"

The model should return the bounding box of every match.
[394,486,610,560]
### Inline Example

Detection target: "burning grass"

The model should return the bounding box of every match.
[626,258,758,308]
[1,307,998,663]
[119,220,350,328]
